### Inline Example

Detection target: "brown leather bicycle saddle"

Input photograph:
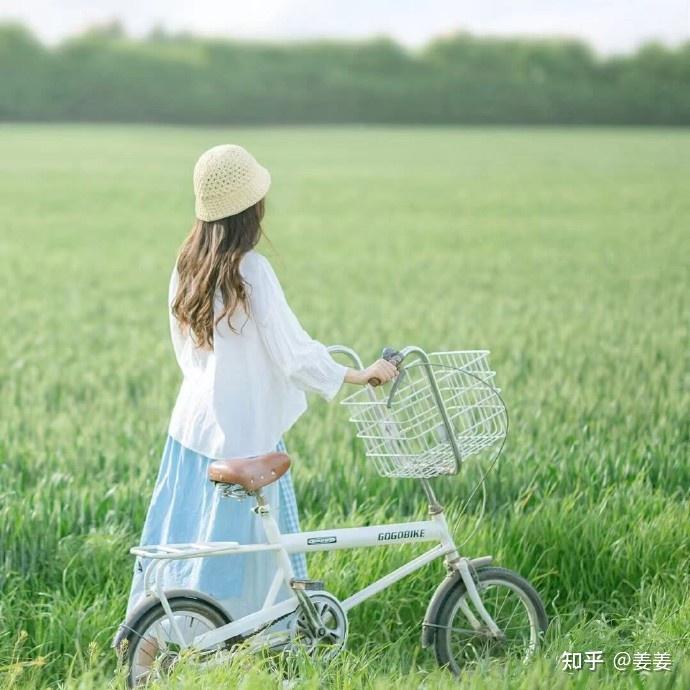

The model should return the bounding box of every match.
[208,452,291,491]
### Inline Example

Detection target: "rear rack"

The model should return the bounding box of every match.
[130,541,282,560]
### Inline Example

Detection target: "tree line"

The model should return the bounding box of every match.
[1,22,689,125]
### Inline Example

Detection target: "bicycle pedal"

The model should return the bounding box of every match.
[290,578,324,591]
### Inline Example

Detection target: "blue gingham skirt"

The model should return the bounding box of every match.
[125,435,308,622]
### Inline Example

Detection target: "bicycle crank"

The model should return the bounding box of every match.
[287,592,348,660]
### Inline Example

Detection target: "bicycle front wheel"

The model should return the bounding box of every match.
[432,567,548,674]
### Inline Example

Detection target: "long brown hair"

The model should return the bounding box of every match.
[172,198,265,349]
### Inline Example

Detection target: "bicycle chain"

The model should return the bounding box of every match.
[231,605,299,647]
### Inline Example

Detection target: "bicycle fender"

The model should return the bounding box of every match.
[111,588,233,652]
[420,556,492,648]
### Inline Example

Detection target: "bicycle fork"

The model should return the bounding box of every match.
[421,479,503,639]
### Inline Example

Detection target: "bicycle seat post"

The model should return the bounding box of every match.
[253,489,267,509]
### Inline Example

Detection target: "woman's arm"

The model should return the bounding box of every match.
[245,253,397,399]
[344,359,398,386]
[246,253,347,400]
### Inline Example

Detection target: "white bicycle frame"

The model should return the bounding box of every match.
[131,497,497,652]
[129,345,500,654]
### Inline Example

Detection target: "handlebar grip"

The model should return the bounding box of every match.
[367,347,403,387]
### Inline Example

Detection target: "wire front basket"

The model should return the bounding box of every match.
[341,350,507,479]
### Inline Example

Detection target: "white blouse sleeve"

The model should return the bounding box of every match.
[245,253,348,401]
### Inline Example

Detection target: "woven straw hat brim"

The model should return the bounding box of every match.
[195,164,271,222]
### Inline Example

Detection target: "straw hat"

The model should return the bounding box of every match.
[193,144,271,222]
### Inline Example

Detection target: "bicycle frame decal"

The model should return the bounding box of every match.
[306,536,336,545]
[378,528,426,540]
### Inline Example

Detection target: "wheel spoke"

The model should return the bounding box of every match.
[499,599,522,633]
[441,573,544,673]
[128,604,223,687]
[490,586,511,621]
[445,626,495,637]
[153,621,168,649]
[498,624,532,634]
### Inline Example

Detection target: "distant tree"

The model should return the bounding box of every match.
[0,23,688,124]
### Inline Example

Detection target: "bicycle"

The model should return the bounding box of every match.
[113,345,548,687]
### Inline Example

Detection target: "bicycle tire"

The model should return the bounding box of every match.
[121,596,231,688]
[431,566,548,674]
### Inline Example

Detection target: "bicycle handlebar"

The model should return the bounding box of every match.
[326,344,408,387]
[325,345,363,371]
[367,347,405,387]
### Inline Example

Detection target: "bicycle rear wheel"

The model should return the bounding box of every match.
[431,567,548,674]
[120,596,230,688]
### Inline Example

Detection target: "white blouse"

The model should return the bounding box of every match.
[167,249,349,460]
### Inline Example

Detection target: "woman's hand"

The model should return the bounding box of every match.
[345,359,399,386]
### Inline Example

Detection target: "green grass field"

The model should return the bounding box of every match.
[1,125,689,689]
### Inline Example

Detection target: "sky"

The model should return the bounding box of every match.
[1,0,688,55]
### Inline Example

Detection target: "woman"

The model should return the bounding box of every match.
[123,144,398,625]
